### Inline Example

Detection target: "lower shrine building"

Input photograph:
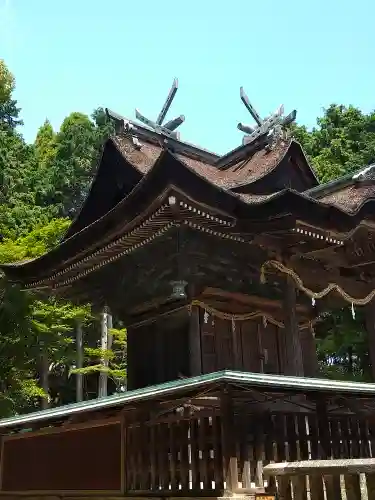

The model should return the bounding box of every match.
[1,82,375,497]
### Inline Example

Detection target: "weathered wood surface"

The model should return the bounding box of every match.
[124,406,375,496]
[264,459,375,499]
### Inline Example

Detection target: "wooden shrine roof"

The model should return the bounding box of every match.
[2,154,373,282]
[2,121,375,299]
[112,132,297,190]
[63,120,317,241]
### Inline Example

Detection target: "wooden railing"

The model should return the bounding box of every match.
[264,459,375,500]
[124,407,375,496]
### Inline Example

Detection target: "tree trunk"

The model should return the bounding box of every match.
[98,307,112,397]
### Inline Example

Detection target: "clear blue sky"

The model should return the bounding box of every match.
[1,0,374,154]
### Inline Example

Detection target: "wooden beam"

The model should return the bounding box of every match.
[283,277,304,376]
[202,287,311,314]
[292,245,341,262]
[292,261,374,299]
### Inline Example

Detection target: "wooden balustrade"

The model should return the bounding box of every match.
[123,406,375,496]
[264,458,375,500]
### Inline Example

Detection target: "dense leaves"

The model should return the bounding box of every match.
[294,104,375,183]
[0,60,113,416]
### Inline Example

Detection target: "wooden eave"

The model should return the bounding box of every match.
[3,151,375,289]
[60,124,375,254]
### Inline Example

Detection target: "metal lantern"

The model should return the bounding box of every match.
[170,280,188,300]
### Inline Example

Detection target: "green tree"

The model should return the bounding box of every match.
[0,219,91,416]
[73,325,127,393]
[294,104,375,182]
[0,60,121,415]
[0,59,22,130]
[0,61,54,238]
[34,119,56,167]
[38,109,113,217]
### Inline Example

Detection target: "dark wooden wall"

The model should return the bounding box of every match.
[127,311,190,390]
[1,422,122,492]
[126,308,315,390]
[200,311,284,375]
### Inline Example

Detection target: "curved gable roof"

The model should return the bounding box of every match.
[62,114,320,244]
[3,148,375,286]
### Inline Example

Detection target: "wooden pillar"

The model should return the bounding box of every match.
[256,323,265,373]
[221,387,239,494]
[189,306,202,376]
[365,302,375,381]
[98,307,112,398]
[301,326,319,377]
[75,321,84,402]
[316,397,332,459]
[283,277,304,376]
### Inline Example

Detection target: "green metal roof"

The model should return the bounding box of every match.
[1,371,375,430]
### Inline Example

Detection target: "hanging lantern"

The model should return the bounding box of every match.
[170,280,188,300]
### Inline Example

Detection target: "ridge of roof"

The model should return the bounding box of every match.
[106,111,220,165]
[106,110,287,173]
[113,133,295,193]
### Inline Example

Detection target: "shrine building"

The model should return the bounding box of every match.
[1,81,375,498]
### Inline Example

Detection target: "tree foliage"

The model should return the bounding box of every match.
[294,104,375,183]
[0,61,116,417]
